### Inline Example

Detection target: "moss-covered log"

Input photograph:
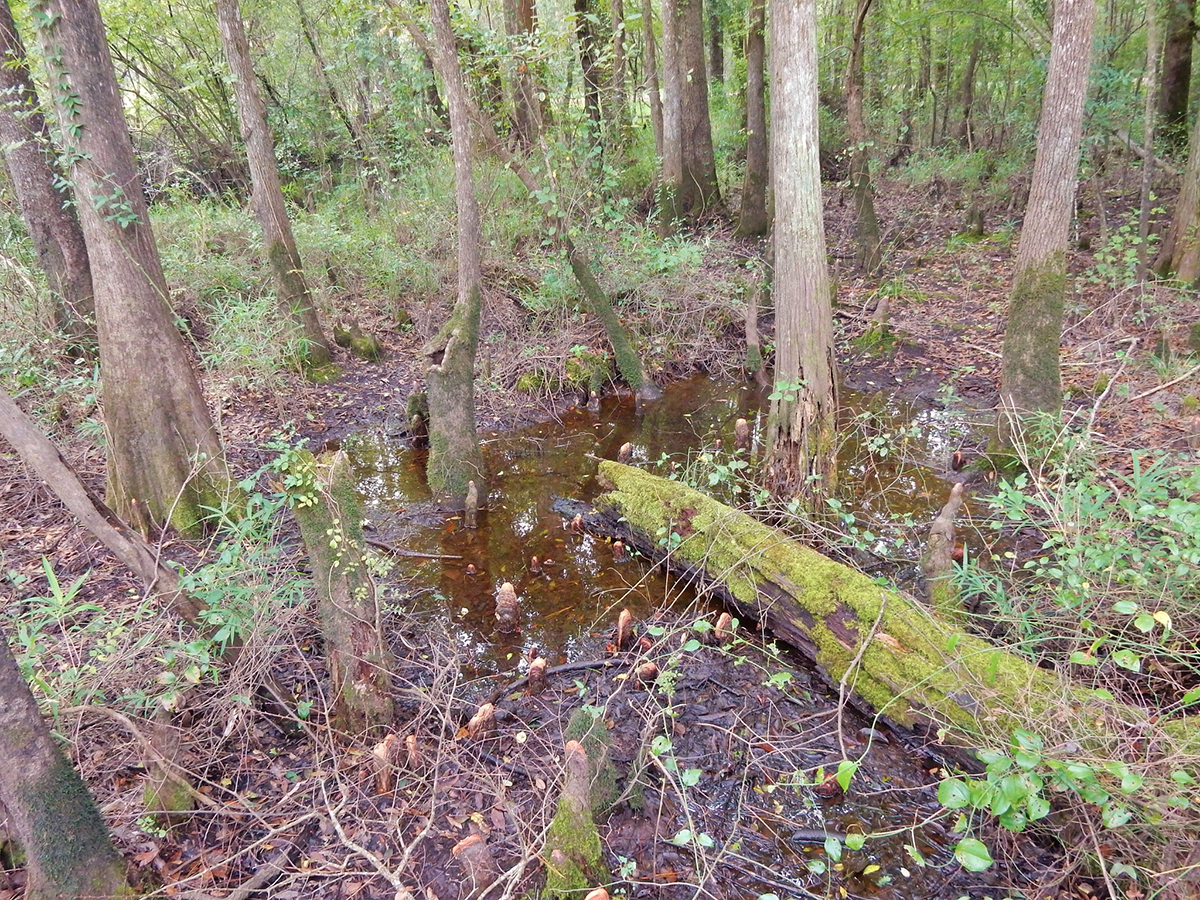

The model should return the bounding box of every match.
[568,463,1199,758]
[291,450,395,733]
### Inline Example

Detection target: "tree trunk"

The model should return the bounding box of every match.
[609,0,631,148]
[955,36,981,149]
[36,0,237,537]
[1154,109,1200,282]
[764,0,837,503]
[659,0,686,228]
[1139,0,1163,281]
[0,627,132,900]
[290,451,395,732]
[677,0,721,214]
[426,0,488,508]
[998,0,1097,440]
[0,0,94,344]
[844,0,882,274]
[216,0,333,368]
[708,6,723,83]
[735,0,768,237]
[420,47,452,131]
[640,0,664,159]
[574,0,603,137]
[504,0,542,149]
[1158,0,1196,147]
[563,462,1200,760]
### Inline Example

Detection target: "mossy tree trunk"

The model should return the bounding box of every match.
[764,0,838,504]
[36,0,237,538]
[216,0,333,368]
[291,451,395,733]
[425,0,488,508]
[735,0,769,238]
[998,0,1096,444]
[844,0,882,274]
[0,0,94,344]
[0,626,132,900]
[575,462,1200,759]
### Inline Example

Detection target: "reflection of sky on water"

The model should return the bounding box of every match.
[343,376,984,676]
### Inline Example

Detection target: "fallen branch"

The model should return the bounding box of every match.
[365,537,463,560]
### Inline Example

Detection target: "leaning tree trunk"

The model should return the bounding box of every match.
[0,628,132,900]
[735,0,769,238]
[764,0,837,503]
[1158,0,1196,148]
[0,0,94,343]
[640,0,664,159]
[290,451,395,732]
[36,0,237,537]
[844,0,882,274]
[504,0,543,149]
[425,0,488,508]
[1153,103,1200,282]
[216,0,333,368]
[998,0,1097,442]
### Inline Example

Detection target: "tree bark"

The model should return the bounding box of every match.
[998,0,1097,439]
[1158,0,1196,147]
[574,0,603,137]
[609,0,631,148]
[659,0,686,228]
[735,0,768,237]
[764,0,837,503]
[708,6,723,83]
[0,627,132,900]
[640,0,664,160]
[36,0,237,537]
[216,0,333,368]
[955,35,981,149]
[1139,0,1163,281]
[425,0,488,508]
[290,451,395,732]
[563,462,1200,760]
[844,0,882,274]
[504,0,543,149]
[0,0,94,343]
[676,0,721,214]
[1154,109,1200,282]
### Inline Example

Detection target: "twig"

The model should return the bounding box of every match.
[837,595,887,760]
[179,819,318,900]
[1127,361,1200,403]
[1086,337,1137,432]
[483,657,624,706]
[365,537,463,560]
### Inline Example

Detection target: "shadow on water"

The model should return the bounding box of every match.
[345,375,981,678]
[343,376,1017,899]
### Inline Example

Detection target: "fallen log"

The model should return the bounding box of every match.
[556,463,1199,759]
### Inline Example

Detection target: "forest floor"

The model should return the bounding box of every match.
[1,168,1197,900]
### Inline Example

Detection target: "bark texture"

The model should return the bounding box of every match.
[764,0,837,502]
[0,628,132,900]
[0,0,94,341]
[1154,105,1200,282]
[574,0,602,135]
[608,0,631,148]
[676,0,721,214]
[216,0,333,367]
[844,0,881,273]
[36,0,236,536]
[426,0,487,507]
[291,451,395,732]
[999,0,1097,434]
[1158,0,1196,145]
[734,0,768,237]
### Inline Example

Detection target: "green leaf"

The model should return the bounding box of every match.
[1102,802,1132,829]
[681,768,702,787]
[836,759,859,792]
[681,638,702,652]
[953,838,993,872]
[938,778,971,809]
[904,844,927,866]
[845,832,866,850]
[824,836,842,861]
[1111,648,1141,672]
[1112,600,1138,615]
[1027,795,1051,821]
[670,829,692,845]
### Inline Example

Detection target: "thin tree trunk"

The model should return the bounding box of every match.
[735,0,768,237]
[0,628,132,900]
[765,0,838,503]
[677,0,722,214]
[844,0,882,273]
[659,0,686,229]
[420,48,451,131]
[1158,0,1196,147]
[426,0,488,508]
[504,0,542,149]
[998,0,1098,439]
[0,0,94,342]
[575,0,603,137]
[37,0,237,537]
[641,0,664,159]
[708,7,723,83]
[955,36,981,149]
[216,0,333,368]
[609,0,631,147]
[1139,0,1162,281]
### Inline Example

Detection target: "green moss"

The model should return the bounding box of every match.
[851,324,899,356]
[543,793,605,899]
[998,254,1066,448]
[304,363,342,384]
[564,350,613,393]
[562,708,619,812]
[516,369,562,393]
[349,331,382,362]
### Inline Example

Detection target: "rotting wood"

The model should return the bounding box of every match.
[921,482,966,621]
[553,463,1200,762]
